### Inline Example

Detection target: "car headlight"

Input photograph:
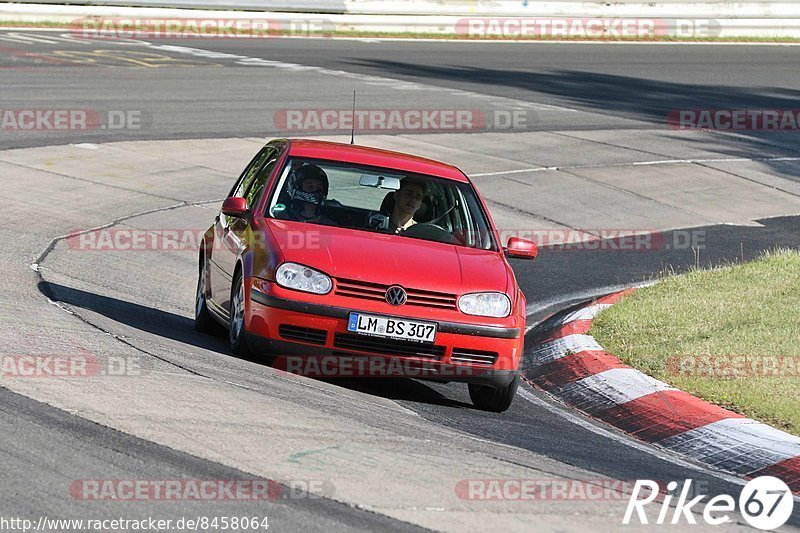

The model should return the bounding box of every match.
[275,263,332,295]
[458,292,511,318]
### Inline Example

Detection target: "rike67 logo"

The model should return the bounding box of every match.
[624,477,794,530]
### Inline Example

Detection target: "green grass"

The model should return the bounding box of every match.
[590,249,800,436]
[2,20,800,43]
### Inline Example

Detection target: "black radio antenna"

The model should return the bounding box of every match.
[350,90,356,145]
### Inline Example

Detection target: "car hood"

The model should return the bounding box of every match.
[268,220,509,295]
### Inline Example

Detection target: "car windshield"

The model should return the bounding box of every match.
[266,157,496,250]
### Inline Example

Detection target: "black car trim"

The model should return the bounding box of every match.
[250,289,520,339]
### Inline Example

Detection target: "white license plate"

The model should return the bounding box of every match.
[347,313,437,343]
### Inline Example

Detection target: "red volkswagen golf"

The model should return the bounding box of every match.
[195,139,537,412]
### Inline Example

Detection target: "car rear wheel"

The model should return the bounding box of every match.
[468,374,519,412]
[194,256,219,334]
[229,270,251,356]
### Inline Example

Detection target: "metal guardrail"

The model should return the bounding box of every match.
[9,1,800,16]
[6,0,348,13]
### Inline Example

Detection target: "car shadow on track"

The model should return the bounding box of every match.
[320,377,474,409]
[37,280,476,409]
[38,280,232,356]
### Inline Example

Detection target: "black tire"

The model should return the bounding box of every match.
[468,374,519,412]
[194,256,219,334]
[229,269,251,356]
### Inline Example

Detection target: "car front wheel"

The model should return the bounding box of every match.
[229,270,251,356]
[195,256,219,334]
[468,374,519,412]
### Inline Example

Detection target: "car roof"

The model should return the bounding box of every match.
[282,139,470,183]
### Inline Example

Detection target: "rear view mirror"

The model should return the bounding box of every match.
[221,197,248,218]
[359,175,401,190]
[505,237,538,260]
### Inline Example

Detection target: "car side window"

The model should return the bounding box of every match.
[232,147,275,199]
[462,186,493,250]
[245,154,279,211]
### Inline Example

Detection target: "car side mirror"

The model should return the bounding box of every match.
[222,197,248,218]
[505,237,538,260]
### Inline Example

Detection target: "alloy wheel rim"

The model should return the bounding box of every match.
[231,278,245,341]
[195,266,206,319]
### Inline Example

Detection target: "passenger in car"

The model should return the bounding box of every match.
[388,178,427,233]
[278,164,335,225]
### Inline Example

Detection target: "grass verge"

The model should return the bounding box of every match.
[590,249,800,436]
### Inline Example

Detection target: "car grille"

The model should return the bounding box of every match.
[334,278,457,310]
[333,332,445,359]
[450,348,498,366]
[279,325,327,346]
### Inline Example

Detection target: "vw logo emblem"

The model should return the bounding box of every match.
[385,285,407,306]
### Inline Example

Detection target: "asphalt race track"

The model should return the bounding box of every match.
[2,31,800,531]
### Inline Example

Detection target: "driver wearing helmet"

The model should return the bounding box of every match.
[279,163,334,224]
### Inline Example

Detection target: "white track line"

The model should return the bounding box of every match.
[144,43,580,113]
[473,167,553,177]
[474,156,800,178]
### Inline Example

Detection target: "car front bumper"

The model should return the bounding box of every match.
[246,280,523,388]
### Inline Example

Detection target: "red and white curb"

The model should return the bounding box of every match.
[524,289,800,493]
